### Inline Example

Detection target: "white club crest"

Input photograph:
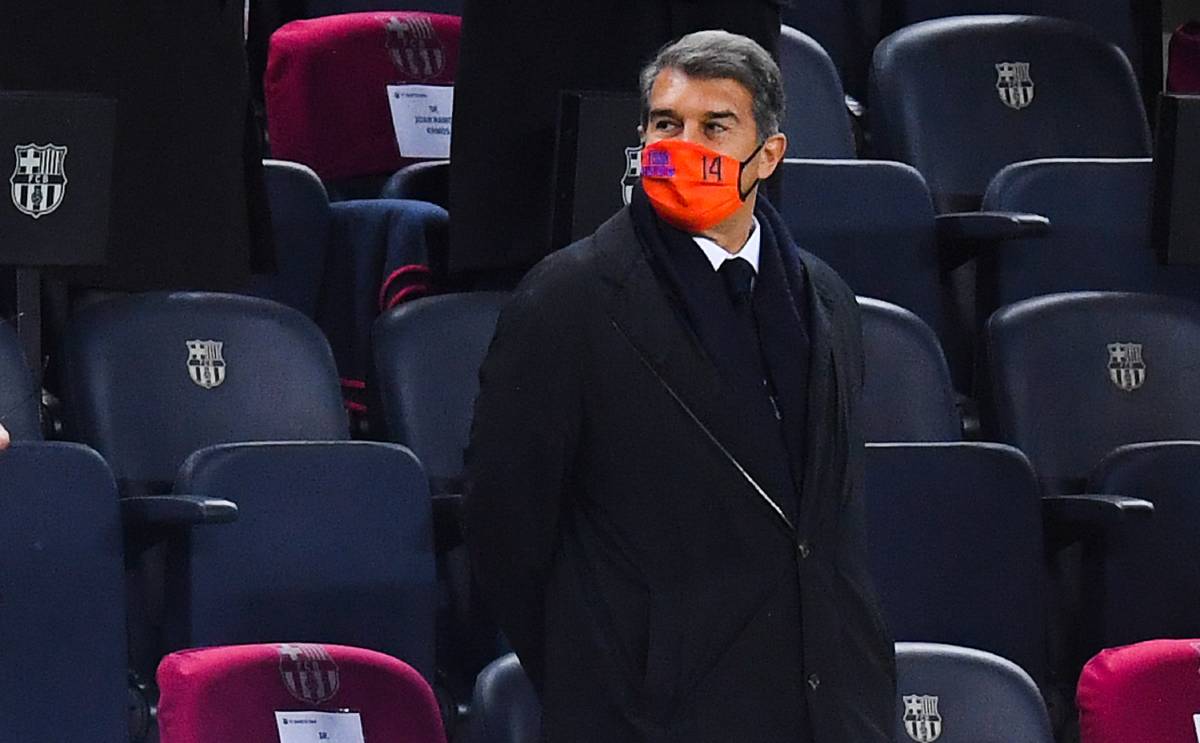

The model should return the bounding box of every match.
[995,62,1035,110]
[621,145,642,206]
[186,340,226,390]
[1107,342,1146,392]
[384,14,445,81]
[11,144,68,219]
[903,694,943,742]
[277,644,341,704]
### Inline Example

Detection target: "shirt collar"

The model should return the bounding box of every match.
[692,216,761,273]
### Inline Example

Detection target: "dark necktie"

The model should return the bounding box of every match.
[718,256,756,309]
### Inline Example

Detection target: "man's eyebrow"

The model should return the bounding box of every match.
[704,110,738,122]
[648,108,678,119]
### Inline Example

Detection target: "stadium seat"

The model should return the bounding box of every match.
[469,653,541,743]
[980,291,1200,493]
[870,15,1150,212]
[1168,20,1200,93]
[1078,639,1200,743]
[777,26,855,157]
[380,160,450,208]
[866,444,1046,680]
[0,316,41,440]
[157,643,447,743]
[781,3,879,103]
[1083,443,1200,649]
[373,292,507,493]
[883,2,1143,80]
[168,441,437,678]
[978,158,1200,323]
[265,11,461,198]
[305,0,463,15]
[0,443,129,742]
[858,297,960,441]
[61,292,349,494]
[249,159,331,319]
[895,642,1054,743]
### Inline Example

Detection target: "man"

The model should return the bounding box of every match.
[466,31,895,742]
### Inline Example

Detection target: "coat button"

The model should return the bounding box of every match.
[807,673,820,690]
[797,541,811,559]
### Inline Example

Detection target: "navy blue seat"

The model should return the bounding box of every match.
[978,158,1200,322]
[380,160,450,208]
[469,653,541,743]
[859,297,960,441]
[895,642,1054,743]
[249,159,331,318]
[870,15,1150,212]
[781,3,879,103]
[0,443,128,741]
[61,292,349,493]
[0,317,40,440]
[373,291,507,491]
[1084,442,1200,649]
[981,292,1200,493]
[778,26,855,157]
[884,1,1144,80]
[866,443,1046,681]
[780,160,965,383]
[170,441,437,678]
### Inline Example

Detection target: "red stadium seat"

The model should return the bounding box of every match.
[1168,21,1200,94]
[265,12,461,183]
[1078,639,1200,743]
[157,643,447,743]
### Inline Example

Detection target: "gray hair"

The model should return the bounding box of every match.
[639,30,785,140]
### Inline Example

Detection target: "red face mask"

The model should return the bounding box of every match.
[639,138,763,233]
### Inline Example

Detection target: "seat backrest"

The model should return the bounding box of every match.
[305,0,463,15]
[859,297,960,441]
[870,15,1150,211]
[0,443,127,742]
[157,643,447,743]
[1078,639,1200,743]
[867,444,1045,680]
[981,291,1200,491]
[1087,442,1200,648]
[380,160,450,208]
[249,159,332,318]
[895,642,1054,743]
[778,26,855,158]
[470,653,542,743]
[979,158,1200,319]
[62,292,349,491]
[782,3,879,102]
[171,442,436,677]
[1168,21,1200,93]
[887,1,1142,79]
[0,318,41,440]
[265,12,461,182]
[373,292,506,489]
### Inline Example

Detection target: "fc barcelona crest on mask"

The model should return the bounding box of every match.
[621,145,642,205]
[1107,342,1146,392]
[277,644,341,704]
[995,62,1035,110]
[903,694,943,742]
[186,340,226,390]
[11,144,68,219]
[385,14,446,81]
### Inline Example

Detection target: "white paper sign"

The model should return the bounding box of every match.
[276,711,365,743]
[387,85,454,159]
[1193,713,1200,742]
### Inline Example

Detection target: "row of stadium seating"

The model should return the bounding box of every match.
[8,283,1200,738]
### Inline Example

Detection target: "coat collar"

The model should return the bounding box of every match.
[593,206,845,539]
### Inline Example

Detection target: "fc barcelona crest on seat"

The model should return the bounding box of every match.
[277,644,341,704]
[385,14,445,81]
[903,694,943,742]
[10,143,68,219]
[621,145,642,205]
[995,62,1035,110]
[1107,342,1146,392]
[186,340,226,389]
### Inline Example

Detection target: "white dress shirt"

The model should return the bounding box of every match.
[692,217,761,277]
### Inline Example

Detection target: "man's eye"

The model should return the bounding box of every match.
[655,120,677,130]
[706,123,726,134]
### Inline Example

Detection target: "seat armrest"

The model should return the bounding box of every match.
[121,495,239,528]
[1042,493,1153,536]
[935,211,1051,270]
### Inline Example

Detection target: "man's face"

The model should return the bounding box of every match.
[642,67,786,195]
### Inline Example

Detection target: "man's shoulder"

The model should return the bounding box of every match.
[515,207,639,300]
[793,241,857,313]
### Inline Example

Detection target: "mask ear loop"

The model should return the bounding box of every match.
[737,141,766,201]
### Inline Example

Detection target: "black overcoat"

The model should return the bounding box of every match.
[465,202,895,742]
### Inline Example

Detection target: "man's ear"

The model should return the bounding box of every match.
[755,132,788,180]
